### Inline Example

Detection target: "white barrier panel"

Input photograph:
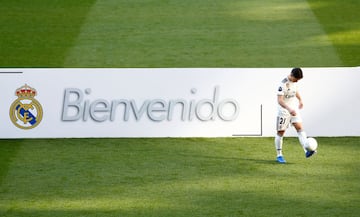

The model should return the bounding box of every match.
[0,68,359,138]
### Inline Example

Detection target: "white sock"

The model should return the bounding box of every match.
[297,131,308,152]
[275,134,283,157]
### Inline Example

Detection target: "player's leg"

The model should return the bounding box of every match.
[275,130,285,156]
[293,121,307,151]
[293,121,316,158]
[275,115,290,163]
[275,131,286,163]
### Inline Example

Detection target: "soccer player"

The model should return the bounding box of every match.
[275,68,315,163]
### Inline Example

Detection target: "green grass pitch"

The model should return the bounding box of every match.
[0,0,359,67]
[0,0,359,217]
[1,138,359,217]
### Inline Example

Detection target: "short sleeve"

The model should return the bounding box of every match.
[277,83,285,96]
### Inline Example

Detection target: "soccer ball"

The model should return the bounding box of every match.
[305,137,318,151]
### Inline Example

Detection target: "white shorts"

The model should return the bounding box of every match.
[276,112,302,131]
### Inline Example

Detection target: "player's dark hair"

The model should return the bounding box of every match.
[291,68,303,79]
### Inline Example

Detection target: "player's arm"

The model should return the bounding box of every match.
[296,91,303,109]
[278,95,297,116]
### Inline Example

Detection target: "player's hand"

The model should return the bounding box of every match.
[289,109,297,116]
[298,101,304,109]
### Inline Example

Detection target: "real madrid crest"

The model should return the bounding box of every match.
[9,84,43,129]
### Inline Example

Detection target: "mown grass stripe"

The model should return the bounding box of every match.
[64,0,341,67]
[0,0,97,67]
[0,140,22,185]
[307,0,360,66]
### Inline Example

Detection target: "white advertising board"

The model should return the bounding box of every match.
[0,67,359,138]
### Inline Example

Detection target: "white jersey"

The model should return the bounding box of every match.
[277,77,298,115]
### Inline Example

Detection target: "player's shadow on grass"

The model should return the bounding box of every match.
[178,153,293,165]
[204,155,296,165]
[239,158,295,165]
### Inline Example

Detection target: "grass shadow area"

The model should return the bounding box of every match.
[308,0,360,66]
[0,0,96,67]
[1,183,358,217]
[0,140,22,184]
